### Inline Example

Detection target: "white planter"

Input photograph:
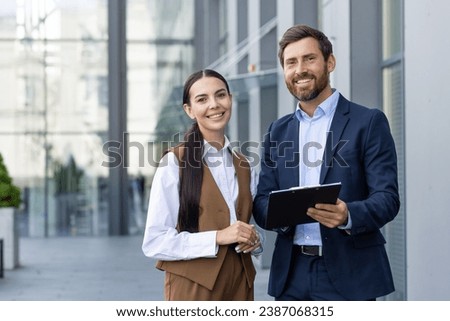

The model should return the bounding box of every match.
[0,207,19,269]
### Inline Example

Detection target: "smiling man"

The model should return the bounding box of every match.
[253,24,400,301]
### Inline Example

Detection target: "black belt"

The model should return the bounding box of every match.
[295,245,323,256]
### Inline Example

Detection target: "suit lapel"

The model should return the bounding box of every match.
[320,95,350,183]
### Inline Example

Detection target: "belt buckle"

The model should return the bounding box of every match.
[301,245,322,256]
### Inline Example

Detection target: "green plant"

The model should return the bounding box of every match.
[0,153,21,208]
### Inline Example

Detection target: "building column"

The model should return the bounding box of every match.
[108,0,128,235]
[227,0,239,141]
[277,0,296,118]
[247,0,261,145]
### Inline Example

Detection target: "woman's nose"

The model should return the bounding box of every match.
[208,97,219,108]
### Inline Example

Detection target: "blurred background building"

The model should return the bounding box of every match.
[0,0,449,300]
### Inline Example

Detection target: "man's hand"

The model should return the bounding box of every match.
[306,198,348,228]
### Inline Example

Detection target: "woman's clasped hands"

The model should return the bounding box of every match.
[216,220,261,254]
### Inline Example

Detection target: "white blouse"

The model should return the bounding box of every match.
[142,138,259,261]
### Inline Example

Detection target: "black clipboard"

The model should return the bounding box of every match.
[265,182,342,229]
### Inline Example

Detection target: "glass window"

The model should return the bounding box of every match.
[219,0,228,57]
[0,0,196,237]
[126,0,195,213]
[0,0,108,237]
[382,0,402,60]
[381,0,406,301]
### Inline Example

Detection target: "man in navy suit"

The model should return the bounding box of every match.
[253,24,400,300]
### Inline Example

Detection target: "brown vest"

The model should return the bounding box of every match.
[156,145,256,290]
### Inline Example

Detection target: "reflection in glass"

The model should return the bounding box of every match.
[126,0,195,230]
[0,0,196,237]
[0,0,108,237]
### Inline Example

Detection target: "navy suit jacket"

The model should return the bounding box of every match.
[253,94,400,300]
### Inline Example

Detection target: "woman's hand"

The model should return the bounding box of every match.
[235,236,262,254]
[216,221,258,247]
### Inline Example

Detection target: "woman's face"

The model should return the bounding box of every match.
[183,76,232,141]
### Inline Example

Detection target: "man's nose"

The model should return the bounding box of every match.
[295,62,307,75]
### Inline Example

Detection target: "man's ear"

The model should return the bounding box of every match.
[183,104,195,120]
[327,54,336,73]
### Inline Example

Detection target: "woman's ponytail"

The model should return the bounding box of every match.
[178,122,203,232]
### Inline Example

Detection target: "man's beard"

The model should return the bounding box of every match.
[287,66,329,102]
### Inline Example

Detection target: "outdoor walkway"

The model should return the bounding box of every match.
[0,236,272,301]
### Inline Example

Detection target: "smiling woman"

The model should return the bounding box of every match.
[182,76,232,146]
[142,69,262,301]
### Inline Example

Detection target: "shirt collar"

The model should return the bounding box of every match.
[295,89,340,121]
[202,136,232,158]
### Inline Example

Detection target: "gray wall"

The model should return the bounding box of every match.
[404,1,450,300]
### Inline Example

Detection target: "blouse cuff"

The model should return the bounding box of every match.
[187,230,218,258]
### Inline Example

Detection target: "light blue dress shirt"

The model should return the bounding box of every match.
[293,89,339,246]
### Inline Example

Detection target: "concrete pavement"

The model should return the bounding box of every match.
[0,236,272,301]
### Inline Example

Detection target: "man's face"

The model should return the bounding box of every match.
[283,37,335,102]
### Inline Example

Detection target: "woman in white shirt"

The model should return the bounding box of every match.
[142,69,261,300]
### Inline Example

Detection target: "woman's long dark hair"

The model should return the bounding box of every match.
[178,69,230,232]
